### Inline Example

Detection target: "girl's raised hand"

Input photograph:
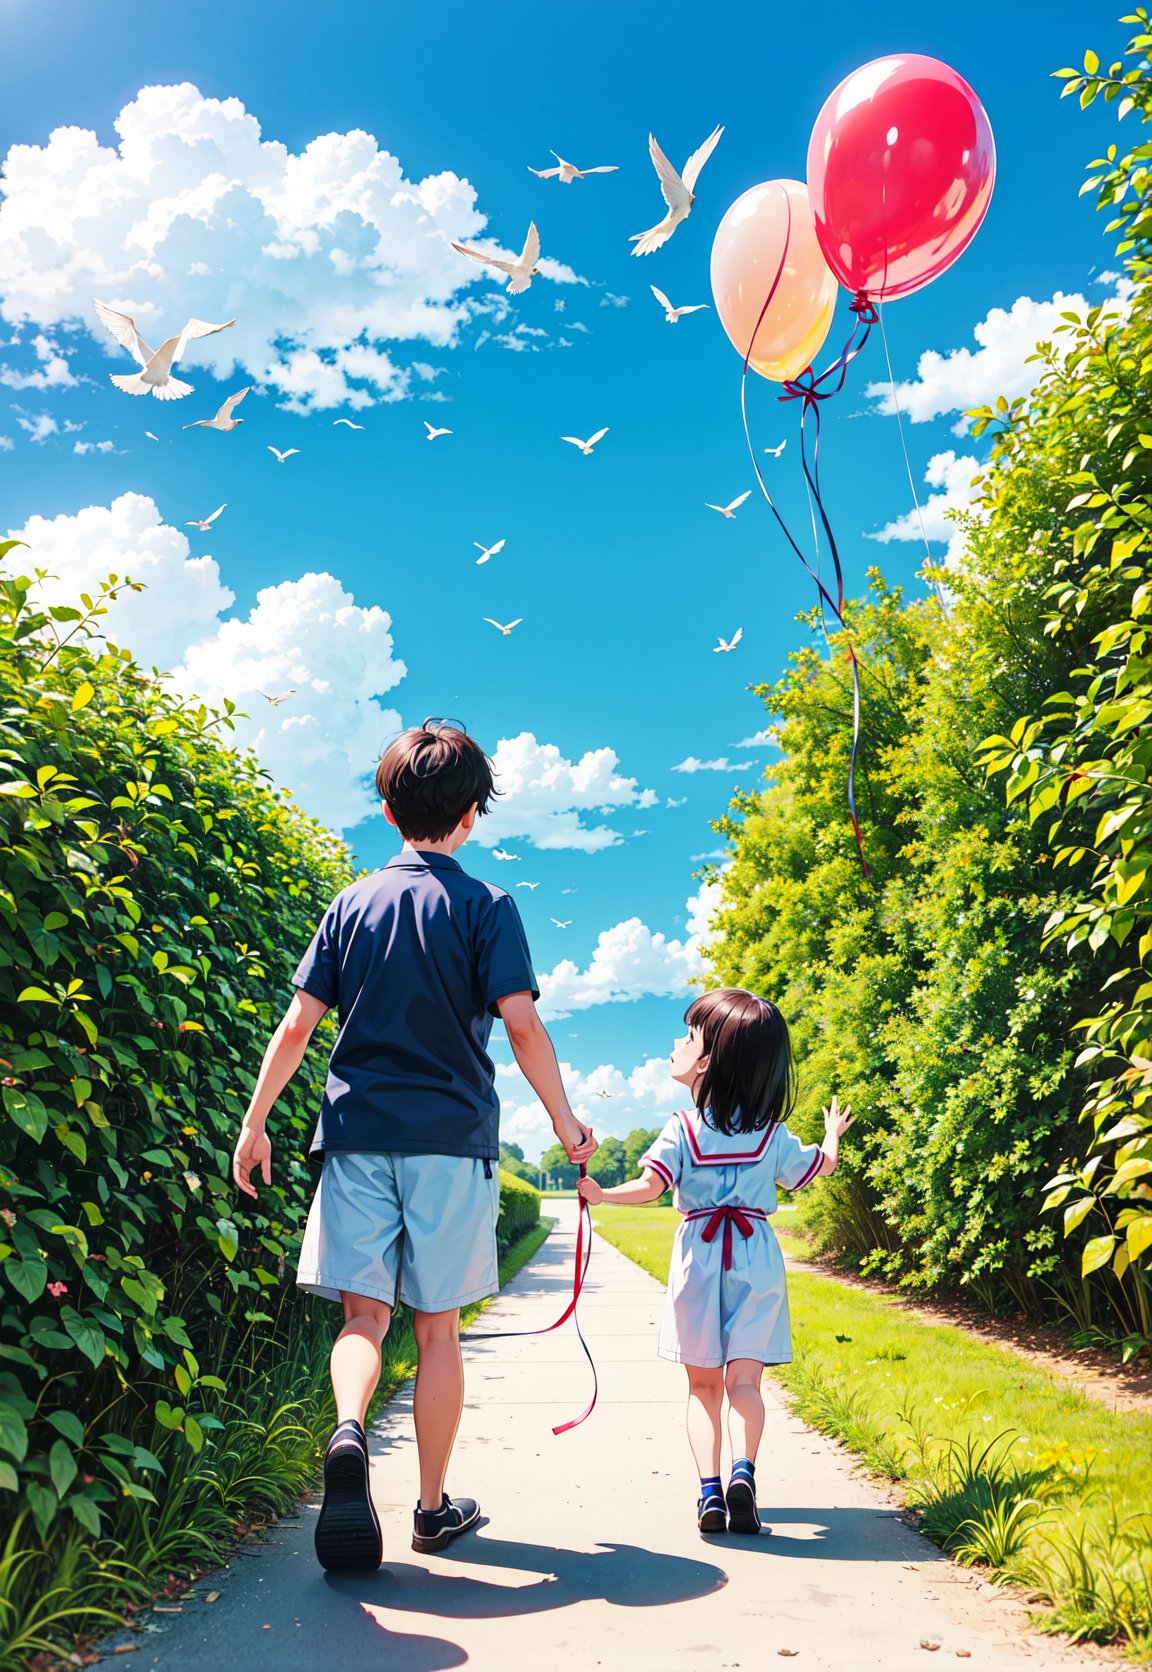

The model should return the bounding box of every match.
[822,1095,854,1137]
[576,1175,603,1206]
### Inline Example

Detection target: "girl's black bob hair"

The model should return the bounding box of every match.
[686,987,796,1136]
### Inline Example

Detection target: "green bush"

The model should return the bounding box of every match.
[496,1169,540,1251]
[0,557,354,1556]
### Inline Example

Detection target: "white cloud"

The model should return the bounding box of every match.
[474,733,657,853]
[72,439,119,455]
[13,410,82,443]
[0,331,79,390]
[0,435,13,451]
[496,1054,681,1156]
[600,292,630,308]
[5,492,405,830]
[666,795,687,808]
[672,755,761,774]
[870,450,984,567]
[536,874,730,1020]
[691,849,730,862]
[733,728,778,748]
[0,82,586,413]
[866,281,1132,436]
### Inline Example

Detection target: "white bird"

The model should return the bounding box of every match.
[528,152,618,184]
[424,421,453,440]
[561,427,609,456]
[450,222,541,295]
[484,617,523,636]
[182,387,251,433]
[474,538,506,565]
[714,628,744,653]
[706,490,751,519]
[516,881,540,890]
[550,917,572,928]
[185,504,226,532]
[93,300,236,400]
[595,1089,615,1098]
[492,847,521,861]
[333,419,365,430]
[268,446,300,463]
[145,431,159,441]
[260,688,296,707]
[630,126,724,257]
[650,285,709,323]
[764,440,787,458]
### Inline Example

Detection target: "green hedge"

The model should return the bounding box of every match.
[0,558,355,1560]
[496,1169,540,1251]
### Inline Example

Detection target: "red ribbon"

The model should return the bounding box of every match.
[467,1162,597,1435]
[684,1205,767,1271]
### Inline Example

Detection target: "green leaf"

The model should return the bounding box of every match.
[15,987,57,1005]
[0,1405,29,1464]
[60,1306,107,1369]
[5,1259,47,1304]
[183,1415,204,1453]
[4,1088,49,1144]
[49,1438,78,1498]
[45,1410,85,1447]
[1063,1196,1096,1235]
[1126,1215,1152,1262]
[0,1461,17,1492]
[68,1493,103,1535]
[215,1218,239,1262]
[154,1400,185,1431]
[1081,1233,1117,1276]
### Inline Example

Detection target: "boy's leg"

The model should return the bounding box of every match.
[724,1358,766,1463]
[685,1364,724,1477]
[333,1292,393,1427]
[412,1307,464,1511]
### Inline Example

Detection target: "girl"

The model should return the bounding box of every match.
[577,987,853,1536]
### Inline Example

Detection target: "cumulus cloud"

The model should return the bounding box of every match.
[870,451,984,567]
[0,435,13,451]
[536,874,730,1020]
[733,728,778,748]
[5,492,404,830]
[0,82,586,412]
[496,1054,681,1155]
[72,439,119,455]
[866,281,1131,436]
[0,330,79,390]
[672,755,761,774]
[600,292,630,308]
[475,734,658,853]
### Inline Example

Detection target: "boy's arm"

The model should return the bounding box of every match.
[578,1169,666,1207]
[232,990,330,1199]
[496,992,597,1164]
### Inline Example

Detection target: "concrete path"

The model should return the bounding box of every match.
[91,1207,1109,1671]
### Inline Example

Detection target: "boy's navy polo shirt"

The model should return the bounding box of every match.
[291,850,539,1161]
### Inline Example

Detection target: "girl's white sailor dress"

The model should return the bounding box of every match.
[641,1108,824,1369]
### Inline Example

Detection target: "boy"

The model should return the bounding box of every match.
[230,718,597,1571]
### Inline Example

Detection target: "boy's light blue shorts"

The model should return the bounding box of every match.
[295,1151,501,1313]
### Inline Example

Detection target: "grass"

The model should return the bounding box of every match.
[1,1216,553,1672]
[592,1205,1152,1662]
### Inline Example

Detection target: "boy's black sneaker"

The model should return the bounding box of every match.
[697,1487,727,1534]
[314,1419,383,1572]
[412,1492,480,1554]
[724,1472,761,1535]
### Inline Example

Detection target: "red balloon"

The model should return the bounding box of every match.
[807,54,995,302]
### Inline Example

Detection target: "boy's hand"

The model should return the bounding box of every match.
[577,1175,603,1206]
[822,1096,854,1138]
[232,1121,272,1199]
[554,1113,597,1164]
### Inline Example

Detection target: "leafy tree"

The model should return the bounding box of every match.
[586,1135,626,1188]
[499,1140,525,1165]
[624,1127,661,1178]
[539,1141,578,1189]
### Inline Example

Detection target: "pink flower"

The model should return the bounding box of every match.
[47,1281,69,1297]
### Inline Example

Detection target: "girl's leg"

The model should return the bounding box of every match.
[685,1364,725,1478]
[332,1291,393,1427]
[724,1358,766,1463]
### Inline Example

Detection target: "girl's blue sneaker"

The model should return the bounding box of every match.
[725,1458,761,1535]
[697,1475,726,1534]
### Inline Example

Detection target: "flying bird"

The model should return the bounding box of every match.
[185,504,226,532]
[516,881,540,890]
[528,152,619,184]
[764,440,787,458]
[424,421,453,440]
[333,419,365,430]
[650,285,709,324]
[492,847,520,861]
[714,628,744,653]
[260,689,297,707]
[630,126,724,257]
[550,917,572,928]
[93,300,236,400]
[450,221,541,295]
[474,538,506,565]
[706,490,751,519]
[561,427,608,456]
[182,387,251,432]
[595,1089,615,1098]
[484,617,523,636]
[268,446,300,463]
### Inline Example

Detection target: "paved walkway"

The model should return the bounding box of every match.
[91,1207,1108,1671]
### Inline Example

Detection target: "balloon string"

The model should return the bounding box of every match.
[739,280,875,880]
[876,301,951,614]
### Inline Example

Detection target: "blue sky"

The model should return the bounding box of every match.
[0,0,1121,1157]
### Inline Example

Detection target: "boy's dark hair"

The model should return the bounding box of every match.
[375,717,501,842]
[685,986,795,1136]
